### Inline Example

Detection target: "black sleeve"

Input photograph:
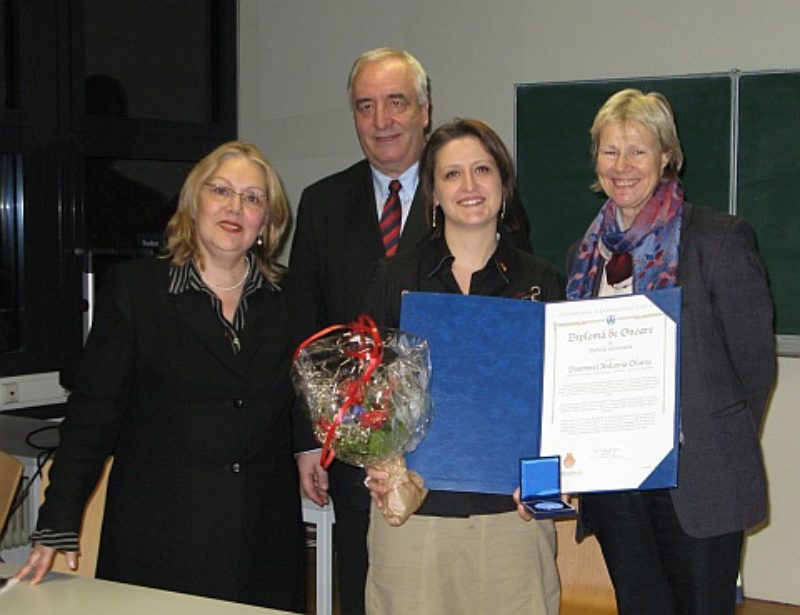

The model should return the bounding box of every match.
[288,187,325,327]
[284,271,323,452]
[359,258,402,329]
[546,267,566,302]
[38,264,134,533]
[535,258,566,303]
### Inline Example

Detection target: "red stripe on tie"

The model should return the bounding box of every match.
[380,180,402,256]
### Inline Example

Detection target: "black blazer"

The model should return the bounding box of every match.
[290,159,428,329]
[570,203,775,538]
[290,160,429,511]
[38,257,315,611]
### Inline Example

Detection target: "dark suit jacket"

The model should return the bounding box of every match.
[38,257,315,611]
[290,160,429,515]
[290,159,429,329]
[571,203,775,538]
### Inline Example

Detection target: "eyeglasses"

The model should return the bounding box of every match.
[204,182,267,207]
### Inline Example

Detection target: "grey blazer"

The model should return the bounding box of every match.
[570,202,776,538]
[671,202,774,537]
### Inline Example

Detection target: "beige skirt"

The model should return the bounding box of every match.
[366,504,560,615]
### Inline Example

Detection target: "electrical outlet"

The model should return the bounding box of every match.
[1,381,20,404]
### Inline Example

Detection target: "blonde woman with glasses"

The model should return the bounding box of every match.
[16,141,322,612]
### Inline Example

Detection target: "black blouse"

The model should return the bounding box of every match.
[361,235,564,516]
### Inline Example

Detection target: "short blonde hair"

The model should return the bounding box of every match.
[163,141,289,283]
[590,88,683,190]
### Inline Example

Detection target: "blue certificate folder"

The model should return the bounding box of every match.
[400,289,681,495]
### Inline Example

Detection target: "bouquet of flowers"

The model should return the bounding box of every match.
[292,315,432,525]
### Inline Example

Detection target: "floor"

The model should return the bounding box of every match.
[552,599,800,615]
[737,601,800,615]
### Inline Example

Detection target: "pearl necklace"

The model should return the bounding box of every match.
[203,258,250,292]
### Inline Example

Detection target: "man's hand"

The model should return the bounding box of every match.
[296,449,330,506]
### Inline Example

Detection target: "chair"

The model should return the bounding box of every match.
[39,457,112,577]
[0,451,24,543]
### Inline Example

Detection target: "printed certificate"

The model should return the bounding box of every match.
[539,292,680,493]
[399,289,680,495]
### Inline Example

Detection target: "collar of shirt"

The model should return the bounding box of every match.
[371,162,419,230]
[167,252,277,296]
[420,234,518,296]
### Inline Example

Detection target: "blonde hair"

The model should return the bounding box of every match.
[163,141,289,283]
[590,88,683,190]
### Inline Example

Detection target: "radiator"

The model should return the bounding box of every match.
[1,475,33,549]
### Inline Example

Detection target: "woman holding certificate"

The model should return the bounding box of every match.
[565,89,775,614]
[361,118,563,615]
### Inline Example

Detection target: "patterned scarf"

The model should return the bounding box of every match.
[566,179,684,300]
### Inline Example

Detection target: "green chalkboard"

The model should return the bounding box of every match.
[737,72,800,336]
[517,72,800,336]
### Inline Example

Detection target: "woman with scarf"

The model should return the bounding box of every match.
[562,88,775,614]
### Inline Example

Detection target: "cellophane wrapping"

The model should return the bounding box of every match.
[291,325,432,468]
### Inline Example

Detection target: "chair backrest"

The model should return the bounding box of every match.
[40,457,113,577]
[0,450,23,537]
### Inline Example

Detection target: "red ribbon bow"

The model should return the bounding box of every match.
[293,314,384,468]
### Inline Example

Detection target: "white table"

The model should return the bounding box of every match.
[2,496,336,614]
[1,415,337,613]
[0,563,291,614]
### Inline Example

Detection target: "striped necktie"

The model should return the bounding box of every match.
[379,179,402,256]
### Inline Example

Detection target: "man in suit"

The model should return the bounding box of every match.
[290,47,430,615]
[290,47,532,614]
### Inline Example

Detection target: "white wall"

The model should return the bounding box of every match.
[746,357,800,603]
[238,0,800,604]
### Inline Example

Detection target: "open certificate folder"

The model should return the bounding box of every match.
[399,288,681,495]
